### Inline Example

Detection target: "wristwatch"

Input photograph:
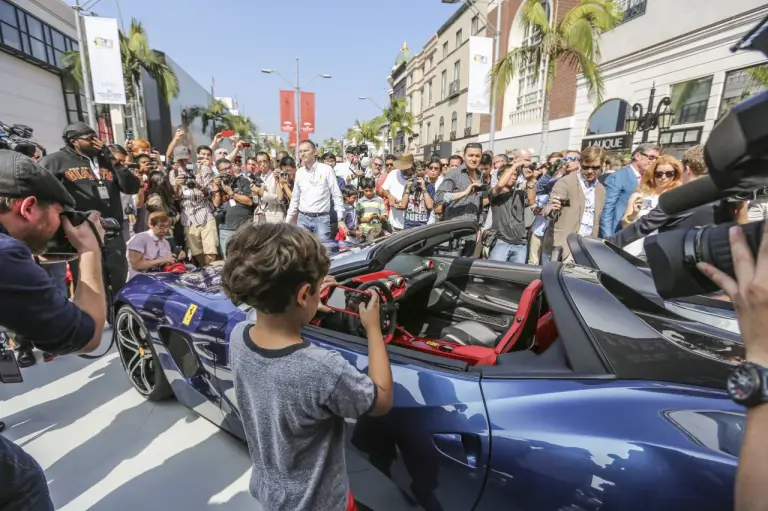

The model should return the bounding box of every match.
[727,362,768,407]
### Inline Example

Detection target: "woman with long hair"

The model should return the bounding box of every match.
[134,171,179,233]
[621,155,683,257]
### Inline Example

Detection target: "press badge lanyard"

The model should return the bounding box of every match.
[88,158,110,201]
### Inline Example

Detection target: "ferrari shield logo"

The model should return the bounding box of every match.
[182,304,198,326]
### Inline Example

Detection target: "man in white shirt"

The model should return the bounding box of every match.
[286,140,347,242]
[334,145,359,181]
[381,154,416,231]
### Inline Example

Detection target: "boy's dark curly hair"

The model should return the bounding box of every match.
[221,223,330,314]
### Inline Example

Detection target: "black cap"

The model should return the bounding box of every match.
[62,121,96,141]
[346,145,358,155]
[0,150,76,209]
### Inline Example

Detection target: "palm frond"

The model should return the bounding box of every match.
[745,64,768,89]
[489,46,540,102]
[522,0,552,34]
[558,0,622,35]
[61,50,84,92]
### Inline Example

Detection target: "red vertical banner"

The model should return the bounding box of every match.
[288,130,309,147]
[300,91,315,134]
[280,90,295,133]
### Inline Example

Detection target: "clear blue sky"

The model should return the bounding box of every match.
[84,0,462,143]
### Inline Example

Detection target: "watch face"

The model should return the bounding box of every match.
[728,364,762,406]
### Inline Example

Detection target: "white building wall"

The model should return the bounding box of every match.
[570,2,768,153]
[0,51,68,151]
[0,0,78,151]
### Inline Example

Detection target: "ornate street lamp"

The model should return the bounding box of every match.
[625,83,674,143]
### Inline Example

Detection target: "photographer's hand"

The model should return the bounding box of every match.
[698,223,768,367]
[61,211,105,255]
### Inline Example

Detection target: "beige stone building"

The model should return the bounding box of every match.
[388,2,487,159]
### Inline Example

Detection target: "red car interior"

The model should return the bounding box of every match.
[318,270,558,367]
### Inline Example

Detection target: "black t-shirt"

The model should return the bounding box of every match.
[221,175,254,231]
[0,229,95,353]
[490,188,528,244]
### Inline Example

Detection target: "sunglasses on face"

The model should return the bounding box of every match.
[655,171,676,179]
[429,165,441,170]
[641,152,658,161]
[582,165,601,171]
[564,156,581,162]
[441,163,449,167]
[372,162,382,167]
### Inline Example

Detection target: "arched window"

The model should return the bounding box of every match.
[465,113,473,135]
[503,0,552,126]
[451,111,458,133]
[439,116,445,139]
[585,99,630,135]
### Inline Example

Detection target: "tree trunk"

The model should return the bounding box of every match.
[538,59,556,160]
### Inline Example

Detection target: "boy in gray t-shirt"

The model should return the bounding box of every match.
[221,222,393,511]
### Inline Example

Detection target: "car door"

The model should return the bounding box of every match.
[303,326,491,511]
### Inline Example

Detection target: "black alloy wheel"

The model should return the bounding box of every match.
[115,306,173,401]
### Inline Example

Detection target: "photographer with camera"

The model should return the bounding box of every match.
[249,152,286,224]
[39,122,140,296]
[212,158,254,256]
[0,150,107,510]
[543,147,606,262]
[276,156,296,206]
[168,146,218,266]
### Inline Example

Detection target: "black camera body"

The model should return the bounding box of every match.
[45,210,121,259]
[183,167,197,189]
[248,173,264,189]
[220,174,233,188]
[0,121,36,157]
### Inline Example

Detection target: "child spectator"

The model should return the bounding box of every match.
[221,223,393,511]
[341,185,359,238]
[355,177,387,241]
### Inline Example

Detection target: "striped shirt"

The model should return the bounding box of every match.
[436,165,484,222]
[169,165,215,227]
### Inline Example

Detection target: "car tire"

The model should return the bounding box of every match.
[115,305,173,401]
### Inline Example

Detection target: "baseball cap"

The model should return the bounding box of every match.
[0,150,76,209]
[173,146,192,161]
[62,121,96,141]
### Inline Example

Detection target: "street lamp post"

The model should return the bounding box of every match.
[624,83,675,143]
[442,0,501,154]
[262,60,331,163]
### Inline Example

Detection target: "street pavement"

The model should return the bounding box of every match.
[0,328,261,511]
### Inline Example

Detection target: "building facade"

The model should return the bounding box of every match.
[570,0,768,159]
[397,3,486,160]
[0,0,86,151]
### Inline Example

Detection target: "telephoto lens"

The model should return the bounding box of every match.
[44,211,120,259]
[645,220,765,299]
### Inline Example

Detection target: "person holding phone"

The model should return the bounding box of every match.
[620,155,683,257]
[543,147,606,262]
[436,143,486,223]
[488,162,536,263]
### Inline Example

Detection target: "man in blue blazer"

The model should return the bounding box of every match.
[598,143,660,238]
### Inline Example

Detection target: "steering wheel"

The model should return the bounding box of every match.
[346,280,398,343]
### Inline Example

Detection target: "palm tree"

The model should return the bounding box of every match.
[354,119,385,150]
[221,113,258,139]
[379,98,414,154]
[322,137,342,154]
[184,98,231,135]
[345,127,365,145]
[490,0,621,156]
[61,18,179,139]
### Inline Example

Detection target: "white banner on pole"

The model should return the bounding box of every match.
[467,36,493,115]
[84,17,126,105]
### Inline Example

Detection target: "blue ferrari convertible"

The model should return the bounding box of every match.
[114,220,744,511]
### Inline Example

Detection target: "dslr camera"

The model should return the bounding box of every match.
[183,164,197,189]
[0,121,36,157]
[642,18,768,299]
[45,210,121,259]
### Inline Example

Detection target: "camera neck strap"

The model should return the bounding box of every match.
[79,217,115,359]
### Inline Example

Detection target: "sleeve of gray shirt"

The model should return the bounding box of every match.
[322,350,377,419]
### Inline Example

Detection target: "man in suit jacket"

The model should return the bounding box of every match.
[598,143,660,238]
[544,147,606,261]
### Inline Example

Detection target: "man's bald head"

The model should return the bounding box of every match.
[514,148,532,164]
